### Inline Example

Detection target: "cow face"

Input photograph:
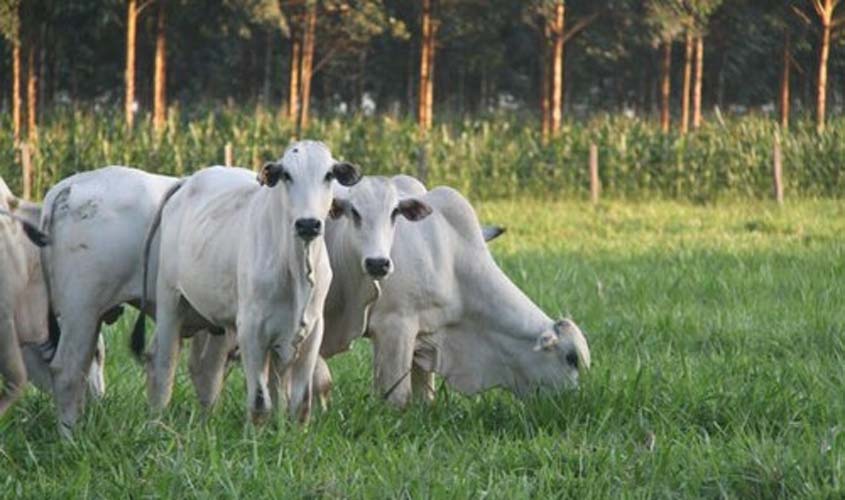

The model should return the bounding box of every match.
[330,177,432,280]
[258,141,361,242]
[529,318,590,391]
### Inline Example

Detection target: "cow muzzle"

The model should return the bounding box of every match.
[363,257,392,279]
[294,218,322,241]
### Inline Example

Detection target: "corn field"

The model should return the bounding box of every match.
[3,109,845,201]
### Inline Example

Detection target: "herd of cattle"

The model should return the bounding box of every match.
[0,140,590,436]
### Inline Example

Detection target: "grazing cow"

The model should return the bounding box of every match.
[337,186,590,407]
[41,166,231,433]
[135,141,360,423]
[0,180,52,415]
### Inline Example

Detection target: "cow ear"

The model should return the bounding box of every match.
[258,162,281,187]
[332,162,362,186]
[330,198,351,219]
[533,330,559,352]
[397,198,432,222]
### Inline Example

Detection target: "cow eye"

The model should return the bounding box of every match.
[324,171,335,182]
[281,170,293,183]
[565,351,579,368]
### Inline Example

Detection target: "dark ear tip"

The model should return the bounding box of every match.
[258,162,279,187]
[334,162,363,186]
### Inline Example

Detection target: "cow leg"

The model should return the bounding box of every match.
[50,312,100,434]
[189,329,234,410]
[370,315,415,409]
[267,352,286,413]
[238,321,271,424]
[285,319,323,424]
[147,289,184,411]
[411,364,436,404]
[312,356,332,412]
[87,334,106,400]
[0,316,26,416]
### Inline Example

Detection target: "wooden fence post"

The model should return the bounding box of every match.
[21,143,32,200]
[224,142,233,167]
[772,133,783,205]
[589,143,600,204]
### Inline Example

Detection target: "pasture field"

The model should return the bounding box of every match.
[2,199,845,497]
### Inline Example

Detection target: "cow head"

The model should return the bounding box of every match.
[330,177,432,280]
[529,318,591,391]
[258,141,361,242]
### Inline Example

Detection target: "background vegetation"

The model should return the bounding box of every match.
[2,1,844,201]
[2,109,845,202]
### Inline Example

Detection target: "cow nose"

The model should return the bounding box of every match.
[294,218,322,240]
[364,257,392,278]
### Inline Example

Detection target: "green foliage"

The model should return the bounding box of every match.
[2,199,845,496]
[1,110,844,201]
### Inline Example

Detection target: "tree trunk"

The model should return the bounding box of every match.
[425,19,436,130]
[12,41,21,145]
[780,30,791,128]
[262,30,273,106]
[153,0,167,133]
[660,41,671,133]
[692,36,703,129]
[26,42,37,144]
[817,10,832,132]
[298,3,316,131]
[680,31,692,135]
[288,35,301,122]
[125,0,137,129]
[418,0,432,134]
[38,32,45,124]
[550,2,565,136]
[540,30,550,142]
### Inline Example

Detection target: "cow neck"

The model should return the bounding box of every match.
[253,188,323,333]
[323,219,379,353]
[464,254,551,347]
[428,252,553,395]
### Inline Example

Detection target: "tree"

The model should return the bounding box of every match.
[153,0,167,133]
[647,1,683,133]
[299,1,316,130]
[809,0,843,132]
[418,0,435,134]
[0,0,22,144]
[526,0,600,141]
[125,0,137,129]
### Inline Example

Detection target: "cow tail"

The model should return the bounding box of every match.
[131,179,185,363]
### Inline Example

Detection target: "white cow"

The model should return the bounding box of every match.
[321,176,434,358]
[192,174,505,407]
[330,185,590,407]
[41,166,233,433]
[0,179,53,415]
[135,141,360,423]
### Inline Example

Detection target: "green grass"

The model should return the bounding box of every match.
[2,199,845,497]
